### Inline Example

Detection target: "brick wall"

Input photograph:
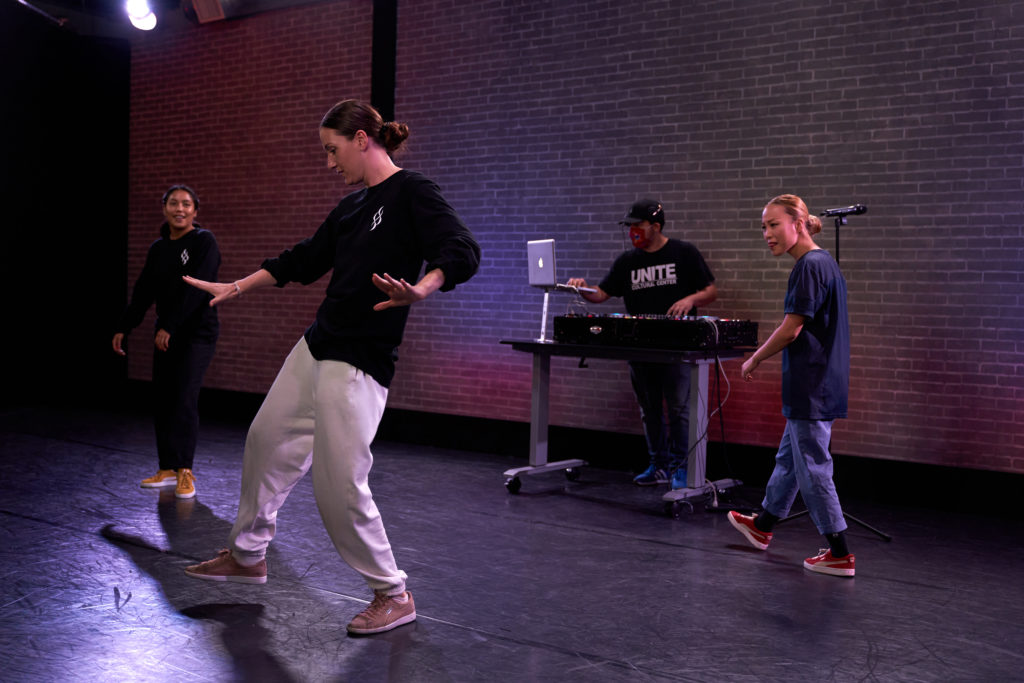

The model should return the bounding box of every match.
[125,0,1024,474]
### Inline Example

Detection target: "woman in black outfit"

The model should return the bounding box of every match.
[113,184,220,499]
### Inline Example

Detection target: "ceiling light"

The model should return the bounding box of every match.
[126,0,157,30]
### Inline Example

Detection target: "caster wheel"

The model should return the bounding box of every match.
[505,477,522,494]
[565,467,582,482]
[665,500,692,518]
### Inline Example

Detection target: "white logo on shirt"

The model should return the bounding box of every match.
[631,263,676,290]
[181,249,190,266]
[370,207,383,231]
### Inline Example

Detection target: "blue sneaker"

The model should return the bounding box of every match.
[633,464,669,486]
[670,467,689,490]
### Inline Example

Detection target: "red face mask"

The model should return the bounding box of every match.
[629,226,650,249]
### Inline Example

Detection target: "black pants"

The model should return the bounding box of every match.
[152,339,216,471]
[628,361,691,470]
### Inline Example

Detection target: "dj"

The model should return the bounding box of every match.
[567,199,717,489]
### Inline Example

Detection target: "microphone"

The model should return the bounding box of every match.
[820,204,867,217]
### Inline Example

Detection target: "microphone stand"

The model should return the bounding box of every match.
[834,215,843,264]
[777,503,892,541]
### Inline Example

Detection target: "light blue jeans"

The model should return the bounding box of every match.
[762,419,847,535]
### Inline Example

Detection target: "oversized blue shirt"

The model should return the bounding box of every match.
[782,249,849,420]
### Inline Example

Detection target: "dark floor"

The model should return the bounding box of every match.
[1,403,1022,683]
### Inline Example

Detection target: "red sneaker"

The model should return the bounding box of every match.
[803,549,855,577]
[727,511,772,550]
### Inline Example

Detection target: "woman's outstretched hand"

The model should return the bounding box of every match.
[371,273,428,310]
[183,275,240,307]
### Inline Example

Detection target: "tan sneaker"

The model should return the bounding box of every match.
[347,591,416,635]
[185,549,267,584]
[175,468,196,499]
[141,469,178,488]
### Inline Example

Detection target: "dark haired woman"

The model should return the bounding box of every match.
[182,99,481,635]
[113,185,220,499]
[727,194,855,577]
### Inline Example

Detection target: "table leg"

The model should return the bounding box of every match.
[688,361,709,487]
[529,352,550,467]
[503,351,587,488]
[663,359,741,508]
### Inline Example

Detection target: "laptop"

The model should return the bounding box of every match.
[527,239,557,288]
[526,238,597,293]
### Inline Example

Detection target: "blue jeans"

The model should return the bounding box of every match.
[762,419,847,535]
[629,361,690,470]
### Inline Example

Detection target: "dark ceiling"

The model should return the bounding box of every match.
[16,0,330,38]
[15,0,183,37]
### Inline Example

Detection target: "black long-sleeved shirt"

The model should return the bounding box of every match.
[261,170,481,387]
[117,224,220,344]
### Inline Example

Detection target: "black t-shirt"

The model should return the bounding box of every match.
[782,249,849,420]
[261,170,481,388]
[599,238,715,316]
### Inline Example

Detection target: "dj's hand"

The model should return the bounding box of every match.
[667,297,694,317]
[566,278,588,289]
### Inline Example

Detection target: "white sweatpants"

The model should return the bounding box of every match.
[228,338,407,594]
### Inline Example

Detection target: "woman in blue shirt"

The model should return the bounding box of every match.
[726,194,855,577]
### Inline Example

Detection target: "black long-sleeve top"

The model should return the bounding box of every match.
[117,224,220,344]
[260,170,481,388]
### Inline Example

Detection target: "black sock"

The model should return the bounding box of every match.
[754,510,779,532]
[825,531,850,557]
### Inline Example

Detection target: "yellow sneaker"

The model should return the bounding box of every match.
[175,468,196,499]
[141,469,178,488]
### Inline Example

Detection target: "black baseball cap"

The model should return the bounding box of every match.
[620,199,665,227]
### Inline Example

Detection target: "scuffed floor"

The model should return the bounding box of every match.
[1,403,1022,682]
